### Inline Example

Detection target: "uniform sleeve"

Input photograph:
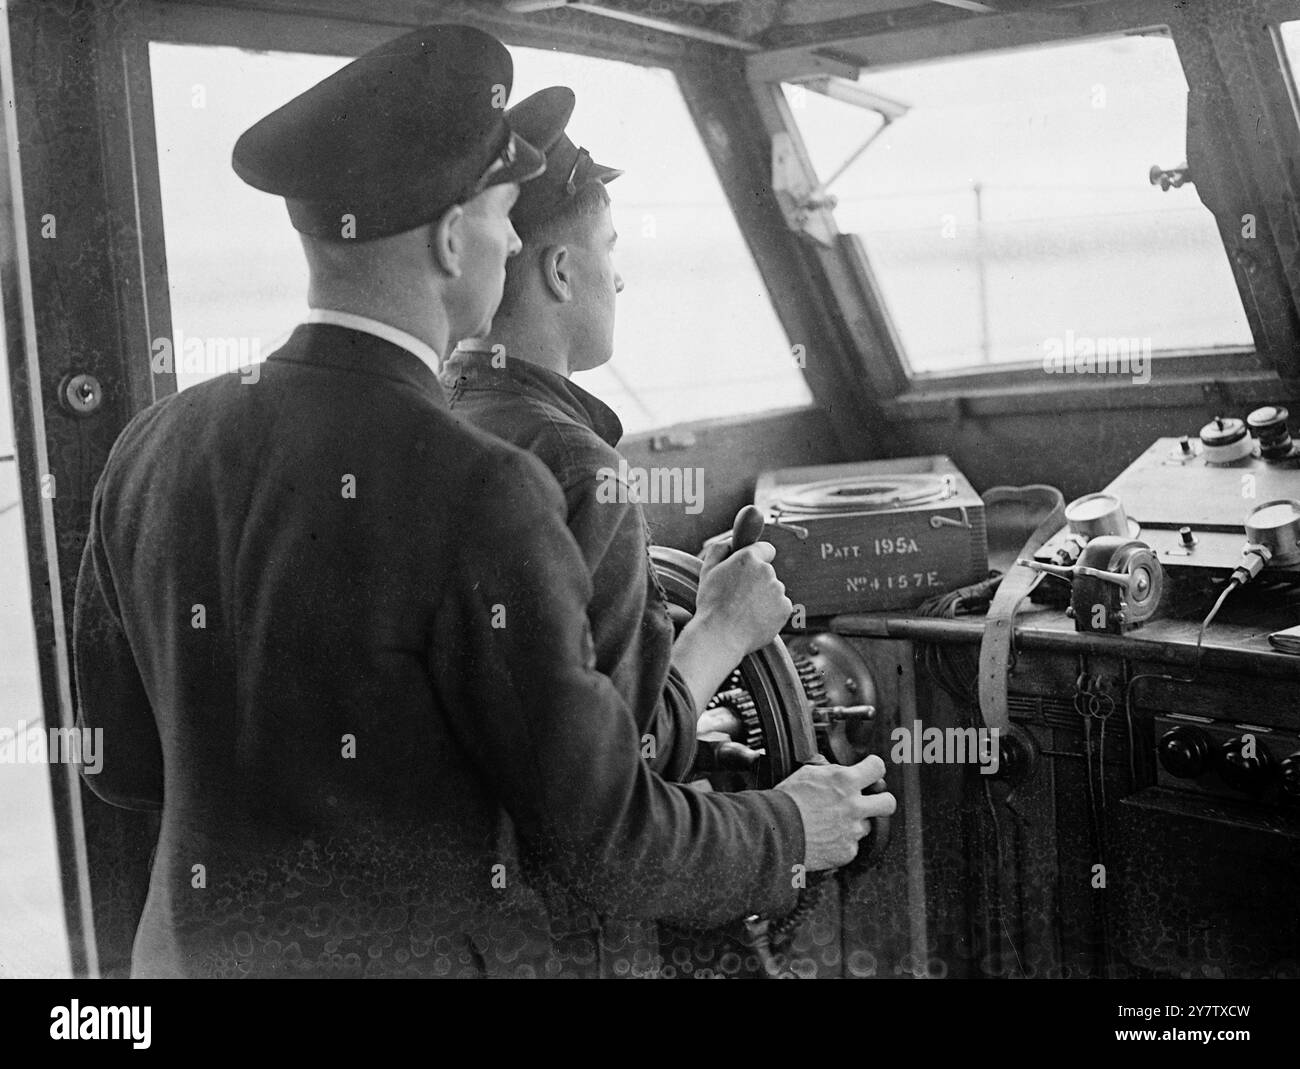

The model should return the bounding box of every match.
[657,667,698,781]
[429,450,803,927]
[72,468,164,810]
[561,459,697,781]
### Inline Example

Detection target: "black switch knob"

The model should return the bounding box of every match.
[1279,752,1300,801]
[1158,725,1211,778]
[1217,734,1277,793]
[992,730,1037,786]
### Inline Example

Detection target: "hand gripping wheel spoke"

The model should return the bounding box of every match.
[650,507,893,975]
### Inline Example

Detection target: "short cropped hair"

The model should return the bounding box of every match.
[497,180,612,312]
[514,179,611,245]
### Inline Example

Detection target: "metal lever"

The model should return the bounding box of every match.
[1149,162,1191,191]
[730,504,809,545]
[692,739,762,773]
[1016,557,1135,589]
[811,705,876,724]
[731,504,766,551]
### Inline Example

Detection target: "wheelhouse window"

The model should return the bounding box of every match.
[149,42,810,431]
[149,44,346,392]
[1281,20,1300,90]
[0,324,70,978]
[780,33,1253,377]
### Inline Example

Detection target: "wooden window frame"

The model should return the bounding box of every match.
[743,0,1300,418]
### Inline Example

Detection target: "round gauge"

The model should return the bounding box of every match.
[1067,493,1120,521]
[1244,499,1300,566]
[1064,492,1131,539]
[1246,500,1300,530]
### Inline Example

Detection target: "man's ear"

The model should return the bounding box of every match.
[429,206,465,277]
[541,244,572,303]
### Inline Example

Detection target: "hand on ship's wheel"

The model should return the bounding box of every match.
[651,508,895,975]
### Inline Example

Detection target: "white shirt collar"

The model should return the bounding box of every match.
[453,336,494,359]
[306,309,443,377]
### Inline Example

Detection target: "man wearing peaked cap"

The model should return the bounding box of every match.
[504,86,624,234]
[232,24,545,243]
[449,85,795,762]
[442,88,857,976]
[73,26,888,979]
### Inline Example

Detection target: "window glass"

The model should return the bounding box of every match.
[0,317,71,978]
[782,33,1253,375]
[1281,21,1300,86]
[150,45,346,392]
[150,43,810,431]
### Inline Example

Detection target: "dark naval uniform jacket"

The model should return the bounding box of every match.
[73,322,803,978]
[441,350,697,781]
[441,350,703,977]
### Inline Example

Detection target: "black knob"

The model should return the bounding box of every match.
[1159,725,1211,778]
[1217,734,1277,793]
[1279,752,1300,800]
[993,731,1036,786]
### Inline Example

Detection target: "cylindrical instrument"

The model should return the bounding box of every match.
[1199,415,1253,464]
[1064,492,1130,540]
[1246,405,1295,461]
[1018,536,1163,631]
[1073,536,1164,630]
[1244,499,1300,567]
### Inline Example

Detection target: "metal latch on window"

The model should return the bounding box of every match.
[650,430,697,452]
[772,131,838,246]
[1149,161,1191,190]
[772,77,909,246]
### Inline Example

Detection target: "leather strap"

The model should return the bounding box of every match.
[977,485,1066,733]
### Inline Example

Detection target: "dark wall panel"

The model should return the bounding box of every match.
[622,405,847,551]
